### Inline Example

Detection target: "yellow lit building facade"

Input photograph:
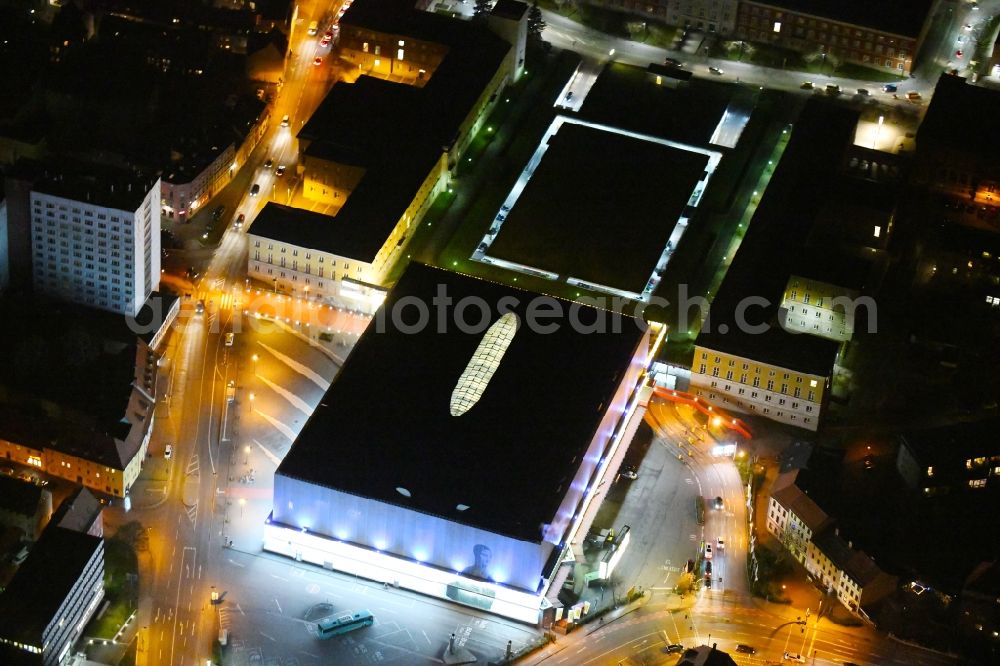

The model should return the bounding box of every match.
[692,346,828,431]
[780,275,859,342]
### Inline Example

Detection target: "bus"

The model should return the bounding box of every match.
[317,610,374,639]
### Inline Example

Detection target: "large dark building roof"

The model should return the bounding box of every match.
[31,169,157,212]
[0,475,45,519]
[696,100,859,376]
[578,62,737,146]
[488,121,709,292]
[249,201,391,263]
[899,417,1000,468]
[0,297,151,470]
[918,74,1000,165]
[276,264,646,542]
[0,525,102,644]
[753,0,935,38]
[287,0,511,261]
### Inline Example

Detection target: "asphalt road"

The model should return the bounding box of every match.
[111,4,987,665]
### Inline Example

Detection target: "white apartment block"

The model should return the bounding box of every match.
[30,177,161,317]
[780,275,859,342]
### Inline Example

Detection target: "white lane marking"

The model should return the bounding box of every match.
[256,372,314,415]
[253,439,283,466]
[254,409,298,440]
[256,340,332,390]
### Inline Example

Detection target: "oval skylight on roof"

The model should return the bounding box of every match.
[396,487,412,498]
[449,312,519,417]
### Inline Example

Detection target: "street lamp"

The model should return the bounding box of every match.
[249,392,255,413]
[252,354,259,375]
[239,498,246,518]
[244,445,251,465]
[873,115,884,150]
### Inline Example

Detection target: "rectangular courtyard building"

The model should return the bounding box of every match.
[265,264,653,623]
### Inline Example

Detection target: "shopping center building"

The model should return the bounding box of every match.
[264,264,658,623]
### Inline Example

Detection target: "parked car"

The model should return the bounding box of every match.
[234,213,245,229]
[708,66,724,75]
[800,81,814,89]
[856,88,869,95]
[735,644,756,654]
[212,205,226,221]
[196,299,205,314]
[250,183,261,196]
[165,444,173,459]
[882,84,898,93]
[705,543,713,559]
[225,332,235,347]
[825,83,841,95]
[313,56,324,66]
[280,115,290,127]
[620,466,638,480]
[714,496,724,509]
[664,644,684,653]
[907,91,922,101]
[275,165,286,177]
[226,380,236,403]
[717,538,725,549]
[664,57,684,67]
[784,653,806,663]
[264,158,274,169]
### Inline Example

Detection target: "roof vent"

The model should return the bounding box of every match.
[396,487,411,498]
[456,504,470,511]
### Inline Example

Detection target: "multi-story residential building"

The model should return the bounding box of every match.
[0,300,162,501]
[767,472,832,560]
[29,173,161,317]
[693,348,828,428]
[734,0,937,74]
[896,418,1000,496]
[0,524,104,665]
[767,470,897,613]
[780,274,860,342]
[580,1,738,34]
[160,98,270,220]
[0,475,52,542]
[248,0,524,303]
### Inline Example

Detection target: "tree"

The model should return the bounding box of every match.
[473,0,493,19]
[675,572,696,595]
[528,1,547,42]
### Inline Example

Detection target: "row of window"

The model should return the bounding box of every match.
[701,390,813,425]
[702,370,818,401]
